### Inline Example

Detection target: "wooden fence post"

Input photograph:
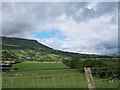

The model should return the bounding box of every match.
[84,67,95,90]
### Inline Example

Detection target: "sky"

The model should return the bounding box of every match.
[1,2,119,54]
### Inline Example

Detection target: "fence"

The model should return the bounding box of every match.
[2,67,119,89]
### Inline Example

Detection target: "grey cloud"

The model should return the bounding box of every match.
[72,2,117,22]
[2,2,36,36]
[118,2,120,53]
[72,7,95,22]
[2,2,89,36]
[2,2,118,54]
[64,2,88,15]
[95,2,117,16]
[94,41,118,54]
[2,2,117,36]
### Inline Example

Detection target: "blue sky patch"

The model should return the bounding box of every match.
[32,29,66,40]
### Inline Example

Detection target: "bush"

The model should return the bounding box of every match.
[14,68,18,70]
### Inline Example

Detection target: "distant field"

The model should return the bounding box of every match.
[12,62,69,70]
[2,61,119,88]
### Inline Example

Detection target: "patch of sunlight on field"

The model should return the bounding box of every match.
[12,62,69,70]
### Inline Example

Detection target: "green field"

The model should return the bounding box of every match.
[2,62,119,89]
[12,61,69,70]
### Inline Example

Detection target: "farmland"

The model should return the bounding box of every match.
[2,61,119,89]
[12,61,70,70]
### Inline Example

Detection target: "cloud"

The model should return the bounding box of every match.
[2,2,118,54]
[35,12,118,54]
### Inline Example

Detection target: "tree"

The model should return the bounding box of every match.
[70,57,80,69]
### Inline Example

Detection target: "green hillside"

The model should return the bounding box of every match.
[1,36,65,61]
[1,36,117,61]
[2,36,52,49]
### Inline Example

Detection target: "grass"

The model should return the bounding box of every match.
[2,71,88,88]
[12,61,69,70]
[2,61,119,88]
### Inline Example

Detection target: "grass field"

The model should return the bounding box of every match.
[12,61,69,70]
[2,61,119,89]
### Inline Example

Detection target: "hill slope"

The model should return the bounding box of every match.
[1,36,115,61]
[1,36,66,60]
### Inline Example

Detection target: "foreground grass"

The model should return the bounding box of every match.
[2,70,87,88]
[2,70,119,88]
[2,62,119,88]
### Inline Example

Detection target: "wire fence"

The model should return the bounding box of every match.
[2,67,120,89]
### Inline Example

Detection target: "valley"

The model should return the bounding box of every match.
[1,36,119,89]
